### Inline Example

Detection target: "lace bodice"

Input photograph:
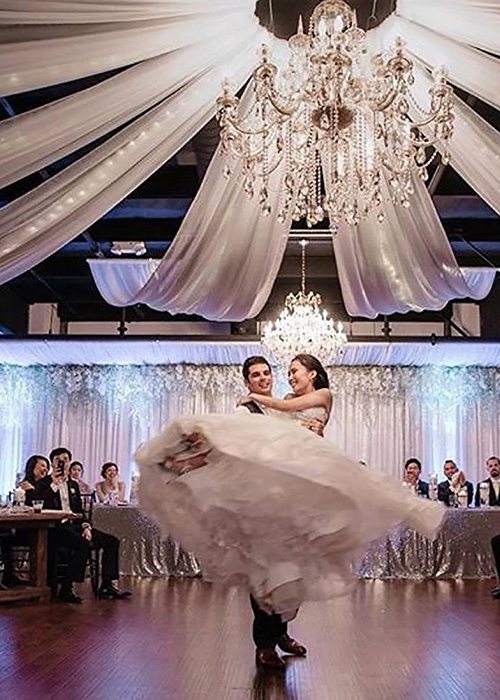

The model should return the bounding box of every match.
[289,406,329,426]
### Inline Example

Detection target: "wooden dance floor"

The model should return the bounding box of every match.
[1,578,498,700]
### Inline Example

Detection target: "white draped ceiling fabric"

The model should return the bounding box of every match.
[0,0,498,318]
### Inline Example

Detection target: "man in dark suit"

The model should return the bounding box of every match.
[404,458,429,497]
[33,447,130,603]
[237,356,307,671]
[475,456,500,508]
[438,459,474,507]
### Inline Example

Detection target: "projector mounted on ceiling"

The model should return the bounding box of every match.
[110,241,147,257]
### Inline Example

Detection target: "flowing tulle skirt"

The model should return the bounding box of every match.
[136,413,445,617]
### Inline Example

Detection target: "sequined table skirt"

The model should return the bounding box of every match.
[93,504,201,577]
[358,508,500,580]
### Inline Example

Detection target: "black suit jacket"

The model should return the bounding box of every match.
[242,400,265,415]
[24,475,51,506]
[416,480,429,498]
[438,480,474,507]
[34,477,86,532]
[475,478,500,507]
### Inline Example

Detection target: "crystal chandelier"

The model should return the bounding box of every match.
[216,0,454,227]
[261,240,347,365]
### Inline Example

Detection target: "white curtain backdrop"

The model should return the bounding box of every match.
[397,0,500,53]
[1,363,498,501]
[1,338,500,367]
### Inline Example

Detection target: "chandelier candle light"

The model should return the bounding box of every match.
[262,239,347,365]
[216,0,454,226]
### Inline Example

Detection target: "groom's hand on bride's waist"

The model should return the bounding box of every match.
[301,418,325,436]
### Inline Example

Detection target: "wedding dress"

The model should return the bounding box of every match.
[137,408,444,617]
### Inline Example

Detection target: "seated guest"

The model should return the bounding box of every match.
[69,461,91,495]
[95,462,126,504]
[33,447,131,602]
[19,454,50,494]
[475,456,500,507]
[491,535,500,599]
[438,459,473,507]
[2,455,50,585]
[404,458,429,498]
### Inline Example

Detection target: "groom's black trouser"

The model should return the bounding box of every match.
[250,595,287,649]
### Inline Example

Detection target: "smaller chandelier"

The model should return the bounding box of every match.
[261,239,347,366]
[216,0,455,227]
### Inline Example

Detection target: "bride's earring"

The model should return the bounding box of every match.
[309,371,316,390]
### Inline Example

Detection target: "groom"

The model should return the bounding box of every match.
[238,355,307,671]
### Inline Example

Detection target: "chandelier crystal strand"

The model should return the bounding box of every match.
[261,239,347,366]
[216,0,454,227]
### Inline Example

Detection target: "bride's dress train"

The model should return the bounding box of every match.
[136,412,445,617]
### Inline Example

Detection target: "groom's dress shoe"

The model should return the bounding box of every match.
[255,648,285,670]
[277,634,307,656]
[58,586,82,604]
[98,584,131,600]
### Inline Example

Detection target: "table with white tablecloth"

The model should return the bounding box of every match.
[92,504,201,577]
[93,504,499,580]
[358,508,500,580]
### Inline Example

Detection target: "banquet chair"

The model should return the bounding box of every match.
[50,492,101,598]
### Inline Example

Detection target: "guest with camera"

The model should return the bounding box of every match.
[95,462,126,504]
[33,447,131,603]
[403,458,429,497]
[438,460,473,507]
[475,456,500,507]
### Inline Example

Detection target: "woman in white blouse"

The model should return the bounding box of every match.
[95,462,126,504]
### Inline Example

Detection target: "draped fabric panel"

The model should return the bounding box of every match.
[0,5,498,321]
[88,104,295,320]
[383,16,500,110]
[1,338,500,367]
[0,1,249,24]
[413,66,500,216]
[0,12,256,95]
[0,22,252,187]
[0,26,263,286]
[332,172,495,318]
[396,0,500,53]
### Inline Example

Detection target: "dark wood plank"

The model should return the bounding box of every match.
[0,586,44,604]
[0,578,498,700]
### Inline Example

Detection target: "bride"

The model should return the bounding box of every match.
[137,354,444,618]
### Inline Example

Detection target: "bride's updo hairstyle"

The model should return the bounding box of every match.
[292,354,330,390]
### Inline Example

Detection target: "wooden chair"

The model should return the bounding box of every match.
[50,492,100,598]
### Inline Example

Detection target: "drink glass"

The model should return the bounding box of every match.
[457,489,468,509]
[32,500,44,513]
[479,482,490,507]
